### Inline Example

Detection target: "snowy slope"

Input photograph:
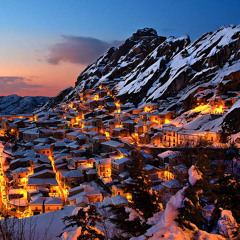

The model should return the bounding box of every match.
[4,205,77,240]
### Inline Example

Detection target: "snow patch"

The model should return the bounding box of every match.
[188,165,202,186]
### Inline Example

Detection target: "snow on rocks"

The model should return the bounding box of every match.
[71,207,81,216]
[125,207,145,223]
[217,209,238,239]
[188,165,202,186]
[131,188,187,240]
[195,230,225,240]
[62,227,82,240]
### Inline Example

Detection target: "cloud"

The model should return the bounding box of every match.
[47,35,123,65]
[0,76,43,95]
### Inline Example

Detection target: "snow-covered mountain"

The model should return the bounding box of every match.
[0,95,52,114]
[43,26,240,136]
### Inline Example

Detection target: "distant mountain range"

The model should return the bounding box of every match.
[0,95,53,114]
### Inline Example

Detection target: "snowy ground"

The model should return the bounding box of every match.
[4,205,77,240]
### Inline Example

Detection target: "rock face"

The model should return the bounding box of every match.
[44,25,240,134]
[222,108,240,135]
[74,28,167,96]
[0,95,52,114]
[54,26,240,109]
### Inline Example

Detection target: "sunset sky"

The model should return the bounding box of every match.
[0,0,239,97]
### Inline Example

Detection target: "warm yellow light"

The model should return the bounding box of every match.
[165,119,170,124]
[115,101,121,108]
[213,105,223,114]
[105,132,110,138]
[94,94,99,100]
[126,193,132,202]
[144,106,150,112]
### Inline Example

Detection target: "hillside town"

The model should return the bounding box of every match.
[0,80,239,221]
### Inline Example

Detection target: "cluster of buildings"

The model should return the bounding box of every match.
[0,82,236,218]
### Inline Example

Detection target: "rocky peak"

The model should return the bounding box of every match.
[130,28,158,41]
[48,25,240,121]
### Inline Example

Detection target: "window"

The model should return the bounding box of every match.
[118,192,120,195]
[43,151,45,154]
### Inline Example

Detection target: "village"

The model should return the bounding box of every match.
[0,80,239,219]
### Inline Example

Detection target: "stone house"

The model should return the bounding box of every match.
[94,158,111,178]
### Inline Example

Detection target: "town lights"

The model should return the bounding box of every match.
[105,132,110,138]
[165,119,170,124]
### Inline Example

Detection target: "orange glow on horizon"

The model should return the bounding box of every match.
[0,60,85,97]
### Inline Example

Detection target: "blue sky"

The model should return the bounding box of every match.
[0,0,239,96]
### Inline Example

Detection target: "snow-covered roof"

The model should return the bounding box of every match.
[44,197,62,205]
[9,198,28,206]
[162,179,180,188]
[29,169,55,178]
[29,196,44,205]
[34,144,51,150]
[12,167,30,173]
[101,140,124,148]
[157,150,180,159]
[98,195,129,208]
[61,170,84,178]
[96,158,111,165]
[111,157,131,165]
[28,178,58,186]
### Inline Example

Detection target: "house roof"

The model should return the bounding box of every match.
[61,170,84,178]
[29,196,44,205]
[66,131,82,137]
[34,144,51,150]
[29,169,55,178]
[28,178,58,186]
[9,189,27,195]
[157,150,180,159]
[44,197,62,205]
[37,187,50,193]
[101,140,123,148]
[9,198,28,207]
[111,157,131,165]
[113,127,126,131]
[92,135,107,140]
[76,195,89,204]
[96,158,111,165]
[12,167,30,173]
[162,179,180,188]
[98,195,129,208]
[87,169,97,175]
